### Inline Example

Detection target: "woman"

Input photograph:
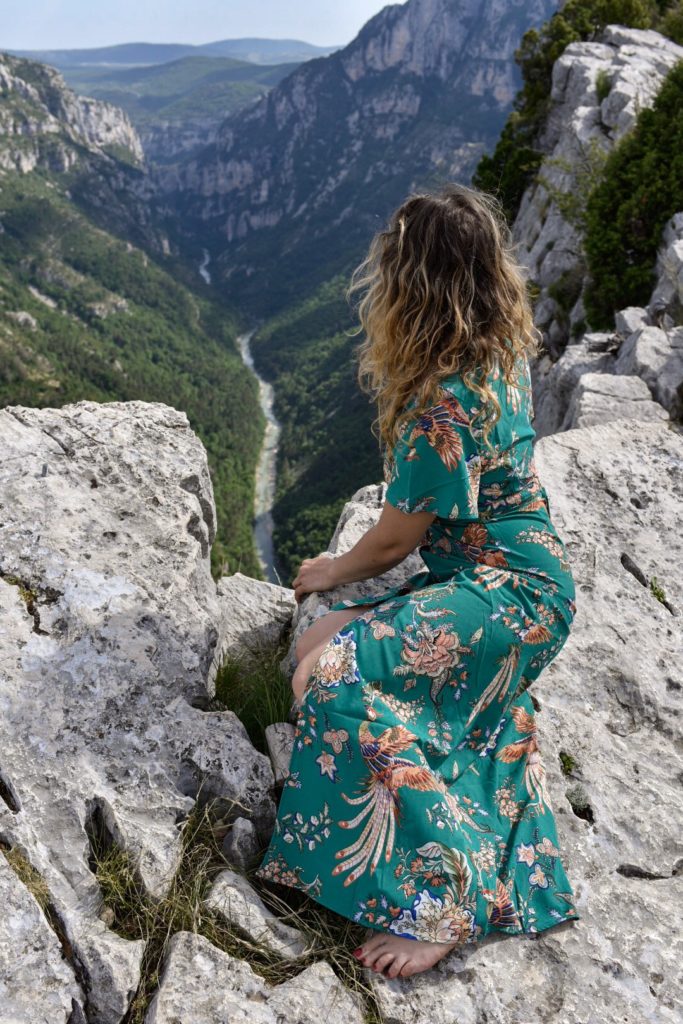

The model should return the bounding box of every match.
[255,183,580,979]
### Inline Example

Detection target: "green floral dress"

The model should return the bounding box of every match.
[255,354,581,945]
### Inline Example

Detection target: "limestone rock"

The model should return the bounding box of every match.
[221,817,261,872]
[144,931,364,1024]
[0,852,84,1023]
[365,419,683,1024]
[204,868,308,959]
[265,722,296,785]
[213,571,296,677]
[532,336,617,438]
[0,400,276,1023]
[562,372,669,429]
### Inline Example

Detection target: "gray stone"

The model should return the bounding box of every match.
[144,931,364,1024]
[264,722,296,785]
[0,400,275,1023]
[0,852,84,1024]
[221,817,261,872]
[614,306,649,339]
[366,419,683,1024]
[562,372,669,429]
[281,482,424,677]
[532,339,617,438]
[213,572,296,677]
[615,325,672,389]
[204,868,308,959]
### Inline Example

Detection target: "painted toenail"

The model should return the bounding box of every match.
[353,947,363,957]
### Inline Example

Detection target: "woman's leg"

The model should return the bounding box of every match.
[291,604,375,703]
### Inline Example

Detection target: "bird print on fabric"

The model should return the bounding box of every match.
[464,642,520,728]
[481,876,522,929]
[332,722,445,887]
[495,705,552,812]
[406,391,472,470]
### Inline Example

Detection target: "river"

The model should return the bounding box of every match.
[236,330,282,585]
[197,250,281,583]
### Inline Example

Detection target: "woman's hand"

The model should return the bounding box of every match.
[292,553,338,604]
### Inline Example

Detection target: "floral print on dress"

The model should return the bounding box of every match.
[255,354,580,946]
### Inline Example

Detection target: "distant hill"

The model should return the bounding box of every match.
[8,37,342,69]
[56,56,301,163]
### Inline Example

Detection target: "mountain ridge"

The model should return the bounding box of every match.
[160,0,559,313]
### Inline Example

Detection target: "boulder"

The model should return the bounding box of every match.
[0,400,276,1023]
[0,851,84,1023]
[204,867,308,959]
[532,336,617,438]
[562,372,669,429]
[221,816,261,872]
[212,571,296,679]
[144,931,365,1024]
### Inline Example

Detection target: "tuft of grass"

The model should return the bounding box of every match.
[1,841,52,909]
[213,634,295,754]
[83,793,383,1024]
[559,750,579,776]
[649,575,667,605]
[595,68,611,104]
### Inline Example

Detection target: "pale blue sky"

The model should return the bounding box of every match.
[1,1,394,50]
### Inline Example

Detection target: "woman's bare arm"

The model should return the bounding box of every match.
[292,502,435,602]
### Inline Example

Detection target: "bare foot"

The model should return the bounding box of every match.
[352,930,460,979]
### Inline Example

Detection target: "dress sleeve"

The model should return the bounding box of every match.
[383,393,481,521]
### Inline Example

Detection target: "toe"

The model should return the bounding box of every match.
[372,951,396,974]
[363,940,391,969]
[387,955,410,979]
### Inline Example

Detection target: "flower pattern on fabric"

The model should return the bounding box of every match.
[255,354,580,946]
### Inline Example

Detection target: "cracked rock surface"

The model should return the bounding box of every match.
[0,400,276,1023]
[144,931,364,1024]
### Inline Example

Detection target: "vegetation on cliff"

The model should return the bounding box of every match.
[582,59,683,323]
[473,0,683,222]
[0,170,264,579]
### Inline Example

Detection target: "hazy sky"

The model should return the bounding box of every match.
[1,1,394,50]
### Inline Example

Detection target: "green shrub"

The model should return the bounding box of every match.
[583,59,683,326]
[596,67,612,102]
[473,0,681,223]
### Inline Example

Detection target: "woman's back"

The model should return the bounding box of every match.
[384,355,577,632]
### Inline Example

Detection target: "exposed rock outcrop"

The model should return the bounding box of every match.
[513,25,683,358]
[144,931,364,1024]
[533,211,683,437]
[0,400,276,1022]
[0,51,144,173]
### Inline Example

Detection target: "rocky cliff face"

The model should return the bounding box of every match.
[160,0,558,310]
[1,395,680,1023]
[0,51,145,173]
[508,25,683,441]
[512,25,683,359]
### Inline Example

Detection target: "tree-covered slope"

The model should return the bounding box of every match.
[0,51,263,579]
[250,276,380,583]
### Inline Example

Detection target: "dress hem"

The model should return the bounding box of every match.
[254,867,581,947]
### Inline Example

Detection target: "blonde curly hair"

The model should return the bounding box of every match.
[347,182,541,455]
